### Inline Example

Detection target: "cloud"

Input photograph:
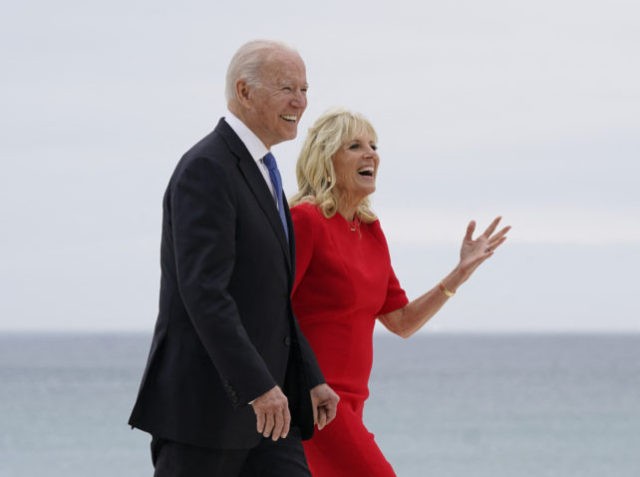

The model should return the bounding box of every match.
[378,205,640,245]
[2,0,639,331]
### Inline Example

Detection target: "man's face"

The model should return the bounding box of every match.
[243,51,308,148]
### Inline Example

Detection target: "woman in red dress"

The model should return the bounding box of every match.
[289,108,510,476]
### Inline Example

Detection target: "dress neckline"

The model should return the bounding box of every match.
[333,212,361,233]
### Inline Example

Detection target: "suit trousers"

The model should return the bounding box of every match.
[151,428,311,477]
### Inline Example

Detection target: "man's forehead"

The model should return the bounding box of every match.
[273,76,308,86]
[263,63,307,85]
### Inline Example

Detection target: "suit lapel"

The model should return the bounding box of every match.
[283,196,297,287]
[217,120,292,272]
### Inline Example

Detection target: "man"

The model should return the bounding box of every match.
[129,40,339,476]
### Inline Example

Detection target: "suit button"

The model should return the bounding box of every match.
[284,336,291,346]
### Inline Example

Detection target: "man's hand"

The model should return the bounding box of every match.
[250,385,291,441]
[310,383,339,430]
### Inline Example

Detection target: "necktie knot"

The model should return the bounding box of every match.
[263,152,277,172]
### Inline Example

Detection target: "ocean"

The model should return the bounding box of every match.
[1,333,638,477]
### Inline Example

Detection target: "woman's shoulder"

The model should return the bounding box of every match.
[290,201,326,235]
[291,201,325,222]
[363,217,389,247]
[291,200,318,214]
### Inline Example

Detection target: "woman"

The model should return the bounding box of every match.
[289,108,510,476]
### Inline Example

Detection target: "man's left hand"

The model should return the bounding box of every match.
[310,383,339,430]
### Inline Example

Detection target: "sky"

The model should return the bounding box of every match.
[1,0,638,332]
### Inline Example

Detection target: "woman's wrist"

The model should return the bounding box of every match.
[441,266,467,294]
[438,281,455,297]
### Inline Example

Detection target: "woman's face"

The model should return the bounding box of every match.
[331,131,379,203]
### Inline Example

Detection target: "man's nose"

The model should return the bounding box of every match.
[291,90,306,108]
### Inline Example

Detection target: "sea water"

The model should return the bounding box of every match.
[1,333,638,477]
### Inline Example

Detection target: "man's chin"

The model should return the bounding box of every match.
[281,129,298,141]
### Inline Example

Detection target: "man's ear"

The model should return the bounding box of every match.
[235,80,252,108]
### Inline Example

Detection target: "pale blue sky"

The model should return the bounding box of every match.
[1,0,638,332]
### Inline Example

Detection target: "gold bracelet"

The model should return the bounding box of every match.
[438,282,455,298]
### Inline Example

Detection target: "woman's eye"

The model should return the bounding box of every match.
[370,144,378,151]
[348,143,360,150]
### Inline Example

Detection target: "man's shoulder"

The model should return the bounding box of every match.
[171,120,241,176]
[183,119,236,161]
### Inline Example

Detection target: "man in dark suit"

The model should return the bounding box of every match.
[129,39,339,476]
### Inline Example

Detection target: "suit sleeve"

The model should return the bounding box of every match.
[171,156,276,406]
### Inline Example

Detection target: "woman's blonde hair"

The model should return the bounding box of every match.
[290,108,378,223]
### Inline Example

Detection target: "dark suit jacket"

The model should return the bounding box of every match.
[128,118,324,449]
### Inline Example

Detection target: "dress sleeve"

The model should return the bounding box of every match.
[378,265,409,315]
[291,203,317,295]
[371,220,409,315]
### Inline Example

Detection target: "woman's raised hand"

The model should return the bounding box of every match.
[458,216,510,277]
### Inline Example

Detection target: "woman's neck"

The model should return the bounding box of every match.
[335,189,368,222]
[336,197,360,222]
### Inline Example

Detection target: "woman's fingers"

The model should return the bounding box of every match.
[481,216,502,238]
[464,220,476,242]
[491,225,511,240]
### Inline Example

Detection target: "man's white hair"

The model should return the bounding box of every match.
[225,40,299,103]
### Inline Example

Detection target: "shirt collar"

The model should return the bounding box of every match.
[224,111,269,161]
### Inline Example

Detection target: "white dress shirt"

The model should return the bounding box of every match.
[224,112,278,204]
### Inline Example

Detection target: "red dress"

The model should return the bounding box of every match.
[291,203,409,477]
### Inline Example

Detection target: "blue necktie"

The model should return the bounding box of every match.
[263,152,289,241]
